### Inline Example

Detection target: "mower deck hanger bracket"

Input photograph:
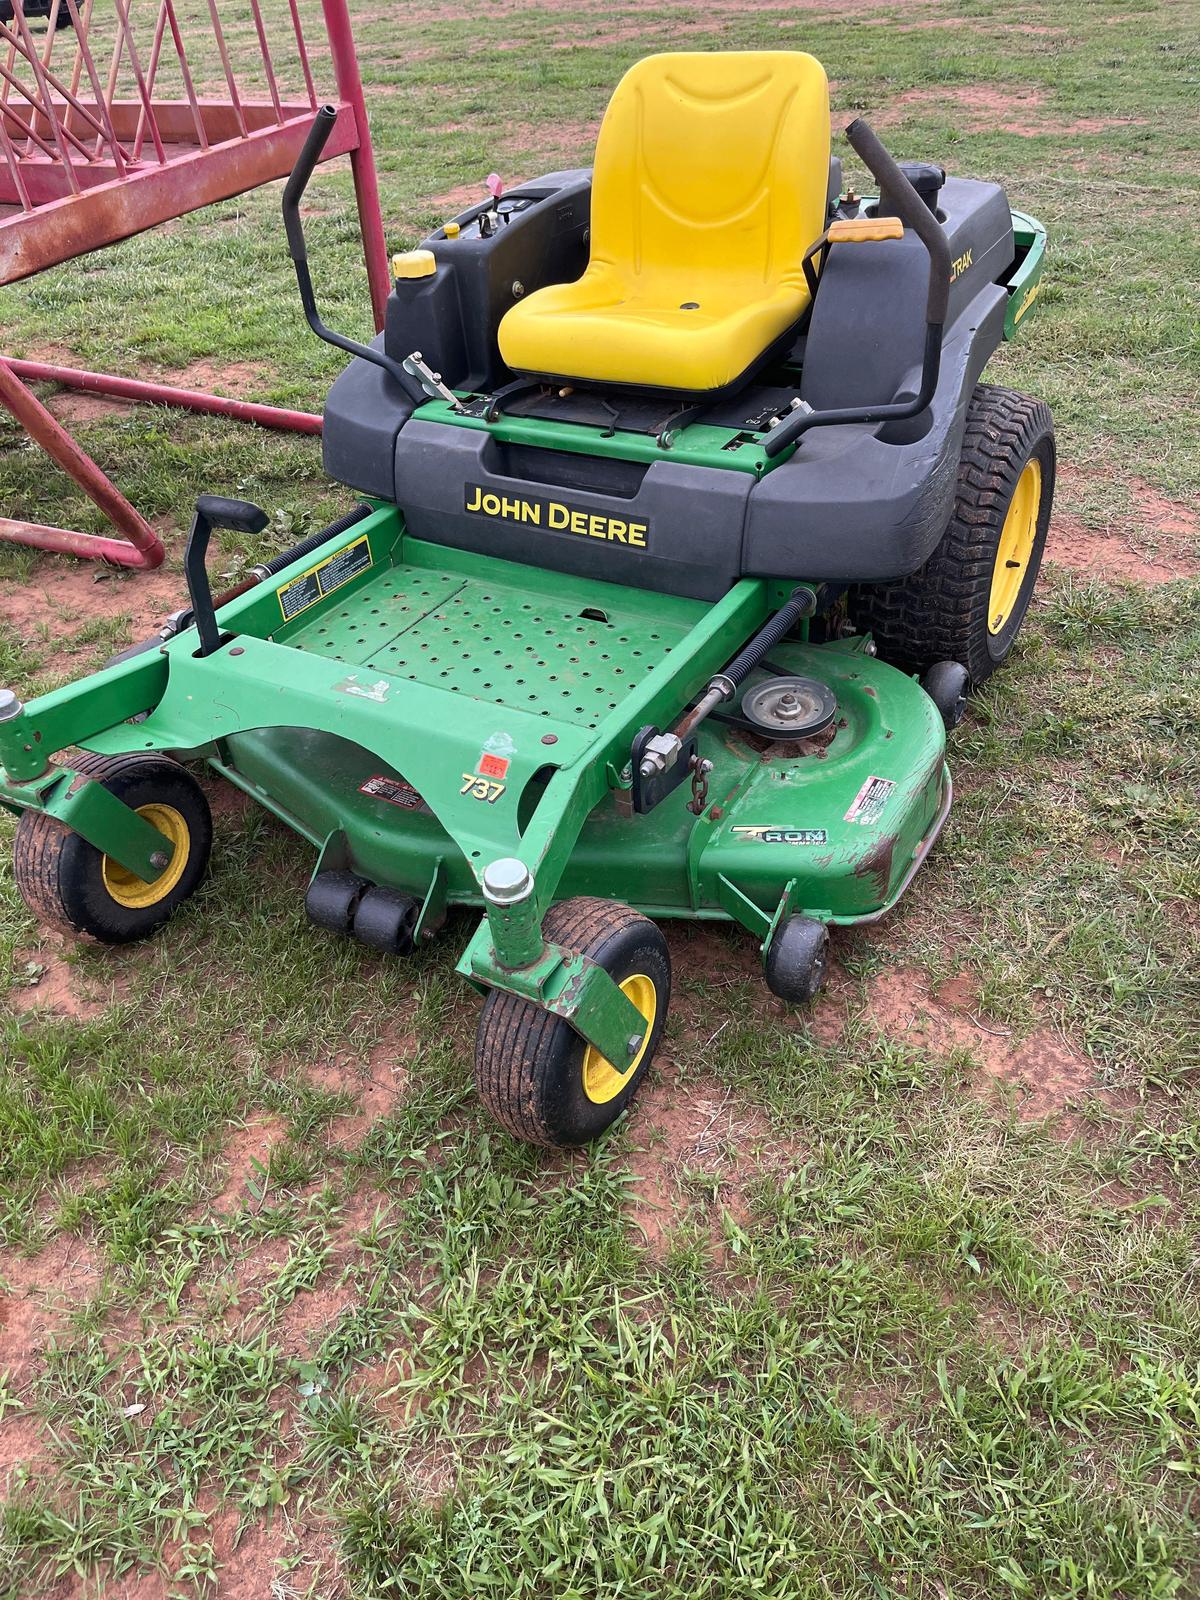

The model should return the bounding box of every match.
[2,47,1054,1150]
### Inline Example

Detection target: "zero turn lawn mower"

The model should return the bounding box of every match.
[2,52,1053,1147]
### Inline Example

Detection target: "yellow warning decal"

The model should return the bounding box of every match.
[1012,280,1042,324]
[276,534,373,621]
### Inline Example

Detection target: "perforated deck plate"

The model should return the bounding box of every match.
[286,565,689,729]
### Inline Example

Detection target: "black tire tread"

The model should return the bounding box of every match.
[850,383,1055,681]
[475,897,650,1147]
[13,751,208,941]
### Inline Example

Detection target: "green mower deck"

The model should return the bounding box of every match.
[1,504,946,1077]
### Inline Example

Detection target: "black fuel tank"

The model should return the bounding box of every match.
[384,169,591,394]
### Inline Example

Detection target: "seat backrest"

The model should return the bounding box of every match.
[591,52,830,296]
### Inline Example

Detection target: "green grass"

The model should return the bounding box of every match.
[1,0,1199,1595]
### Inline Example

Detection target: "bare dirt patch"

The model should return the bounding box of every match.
[0,1234,103,1388]
[624,1067,772,1254]
[430,180,481,211]
[201,775,254,827]
[1048,466,1198,582]
[500,117,600,162]
[270,1272,358,1361]
[29,360,268,429]
[868,967,1103,1120]
[171,359,268,398]
[44,389,134,424]
[1125,477,1199,543]
[3,553,183,683]
[60,1566,169,1599]
[0,1408,55,1497]
[307,1025,415,1148]
[663,922,764,1011]
[1046,514,1198,583]
[973,1295,1032,1356]
[211,1115,289,1215]
[877,84,1146,137]
[208,1510,295,1597]
[862,14,1059,32]
[8,938,127,1019]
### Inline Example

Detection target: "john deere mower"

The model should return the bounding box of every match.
[1,53,1052,1146]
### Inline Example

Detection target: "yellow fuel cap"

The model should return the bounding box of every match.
[392,249,436,280]
[443,221,461,239]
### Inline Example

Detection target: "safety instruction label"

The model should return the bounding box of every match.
[844,775,896,827]
[276,534,373,621]
[358,773,426,812]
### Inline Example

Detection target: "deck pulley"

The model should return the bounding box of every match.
[740,676,837,740]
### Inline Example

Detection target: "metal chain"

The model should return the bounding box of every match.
[688,756,713,816]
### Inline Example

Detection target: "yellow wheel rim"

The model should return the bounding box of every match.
[582,972,657,1105]
[988,458,1042,635]
[100,803,190,909]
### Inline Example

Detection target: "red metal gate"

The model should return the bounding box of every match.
[0,0,388,568]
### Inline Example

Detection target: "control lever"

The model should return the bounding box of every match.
[486,170,506,227]
[282,107,425,406]
[767,396,813,432]
[763,117,952,459]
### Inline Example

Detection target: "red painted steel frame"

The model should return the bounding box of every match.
[320,0,390,332]
[0,0,387,570]
[6,359,323,434]
[0,353,163,566]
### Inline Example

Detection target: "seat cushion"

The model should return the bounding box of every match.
[498,51,830,393]
[500,264,808,392]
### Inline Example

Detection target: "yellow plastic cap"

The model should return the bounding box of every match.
[392,249,436,280]
[443,221,461,239]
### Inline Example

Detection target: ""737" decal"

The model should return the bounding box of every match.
[460,772,506,804]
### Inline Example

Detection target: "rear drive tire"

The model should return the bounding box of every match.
[849,384,1055,685]
[474,897,670,1148]
[12,753,211,943]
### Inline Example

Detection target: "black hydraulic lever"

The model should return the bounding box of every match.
[282,106,425,406]
[184,496,269,657]
[762,118,953,459]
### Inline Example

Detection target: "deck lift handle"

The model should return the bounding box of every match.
[762,118,953,459]
[282,106,426,406]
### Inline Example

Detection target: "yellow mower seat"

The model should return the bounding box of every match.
[498,51,831,394]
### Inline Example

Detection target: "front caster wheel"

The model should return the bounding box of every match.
[12,752,212,944]
[923,660,970,731]
[764,915,829,1004]
[474,897,671,1148]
